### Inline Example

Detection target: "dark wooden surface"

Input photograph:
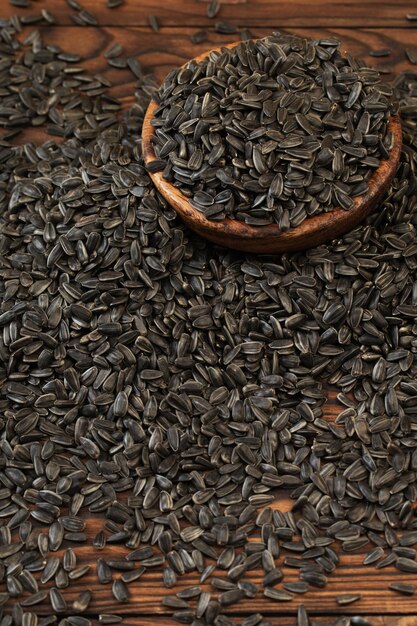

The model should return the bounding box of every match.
[3,1,417,624]
[104,620,417,626]
[3,0,417,27]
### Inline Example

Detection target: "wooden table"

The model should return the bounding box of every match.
[2,1,417,624]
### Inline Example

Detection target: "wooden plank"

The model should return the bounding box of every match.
[101,615,417,626]
[2,0,417,28]
[5,504,417,617]
[18,26,417,102]
[9,618,414,626]
[14,24,413,145]
[14,23,417,147]
[6,541,417,616]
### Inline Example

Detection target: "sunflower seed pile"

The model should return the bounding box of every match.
[1,9,417,626]
[151,33,397,228]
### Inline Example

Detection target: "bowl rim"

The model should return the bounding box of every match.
[141,39,402,252]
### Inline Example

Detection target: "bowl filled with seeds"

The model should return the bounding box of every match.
[143,33,402,253]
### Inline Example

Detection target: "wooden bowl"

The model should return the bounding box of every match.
[142,43,403,254]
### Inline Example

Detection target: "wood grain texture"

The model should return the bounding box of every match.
[14,26,417,107]
[89,615,417,626]
[2,0,417,27]
[13,24,417,149]
[8,519,417,616]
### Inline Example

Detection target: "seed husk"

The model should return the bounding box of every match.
[297,605,309,626]
[72,591,92,612]
[405,49,417,65]
[263,588,293,601]
[396,558,417,573]
[389,583,416,595]
[368,48,391,57]
[21,592,48,607]
[215,21,238,33]
[148,15,159,32]
[337,594,361,605]
[49,588,67,613]
[207,0,220,18]
[112,580,129,603]
[191,30,208,44]
[283,582,309,594]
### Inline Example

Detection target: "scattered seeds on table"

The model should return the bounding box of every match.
[0,10,417,626]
